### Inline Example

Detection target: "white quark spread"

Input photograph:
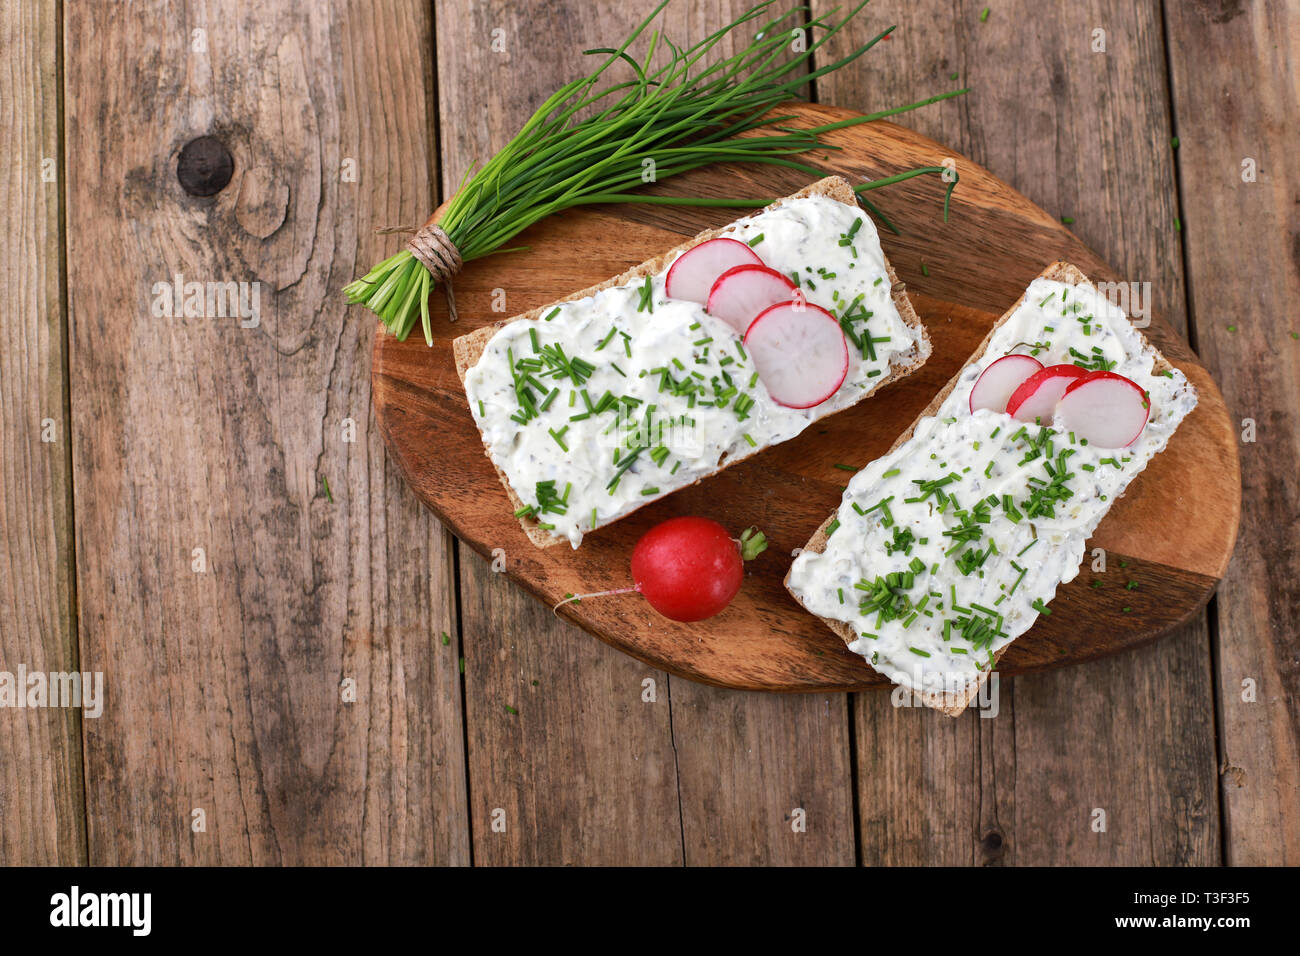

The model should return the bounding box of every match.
[787,277,1199,694]
[464,194,927,547]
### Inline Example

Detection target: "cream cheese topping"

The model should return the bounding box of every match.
[464,195,927,547]
[787,277,1198,694]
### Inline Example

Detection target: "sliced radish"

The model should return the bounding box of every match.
[664,238,763,304]
[1057,371,1150,447]
[743,301,848,409]
[706,265,798,335]
[969,354,1044,414]
[1006,364,1089,425]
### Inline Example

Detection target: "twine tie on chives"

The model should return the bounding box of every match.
[406,223,461,322]
[406,224,462,284]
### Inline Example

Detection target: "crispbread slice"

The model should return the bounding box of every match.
[786,260,1180,716]
[454,175,930,549]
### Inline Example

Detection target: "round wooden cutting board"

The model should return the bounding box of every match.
[371,103,1240,692]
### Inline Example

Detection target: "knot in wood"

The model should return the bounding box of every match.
[407,224,462,284]
[177,136,234,196]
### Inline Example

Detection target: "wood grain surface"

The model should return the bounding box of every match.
[1165,0,1300,864]
[1,0,1294,867]
[0,0,86,866]
[60,0,468,864]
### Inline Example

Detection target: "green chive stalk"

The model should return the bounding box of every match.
[344,0,966,344]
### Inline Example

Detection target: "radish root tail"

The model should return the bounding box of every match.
[552,586,639,616]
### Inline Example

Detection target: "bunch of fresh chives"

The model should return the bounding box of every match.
[344,0,965,344]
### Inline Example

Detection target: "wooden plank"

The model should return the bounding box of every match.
[437,0,685,866]
[669,682,855,864]
[0,0,86,865]
[435,0,855,863]
[458,557,683,865]
[63,0,468,863]
[1164,0,1300,864]
[819,0,1220,864]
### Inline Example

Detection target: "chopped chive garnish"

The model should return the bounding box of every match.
[747,232,765,247]
[637,275,654,313]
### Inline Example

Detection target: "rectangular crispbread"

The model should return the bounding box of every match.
[785,260,1179,716]
[454,176,930,548]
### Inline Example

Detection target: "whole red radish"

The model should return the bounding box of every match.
[631,517,766,622]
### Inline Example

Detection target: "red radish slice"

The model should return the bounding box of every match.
[969,354,1044,413]
[1006,364,1089,425]
[743,301,848,409]
[706,265,797,334]
[664,238,763,304]
[1057,371,1150,447]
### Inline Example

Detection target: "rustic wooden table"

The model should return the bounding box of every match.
[1,0,1295,866]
